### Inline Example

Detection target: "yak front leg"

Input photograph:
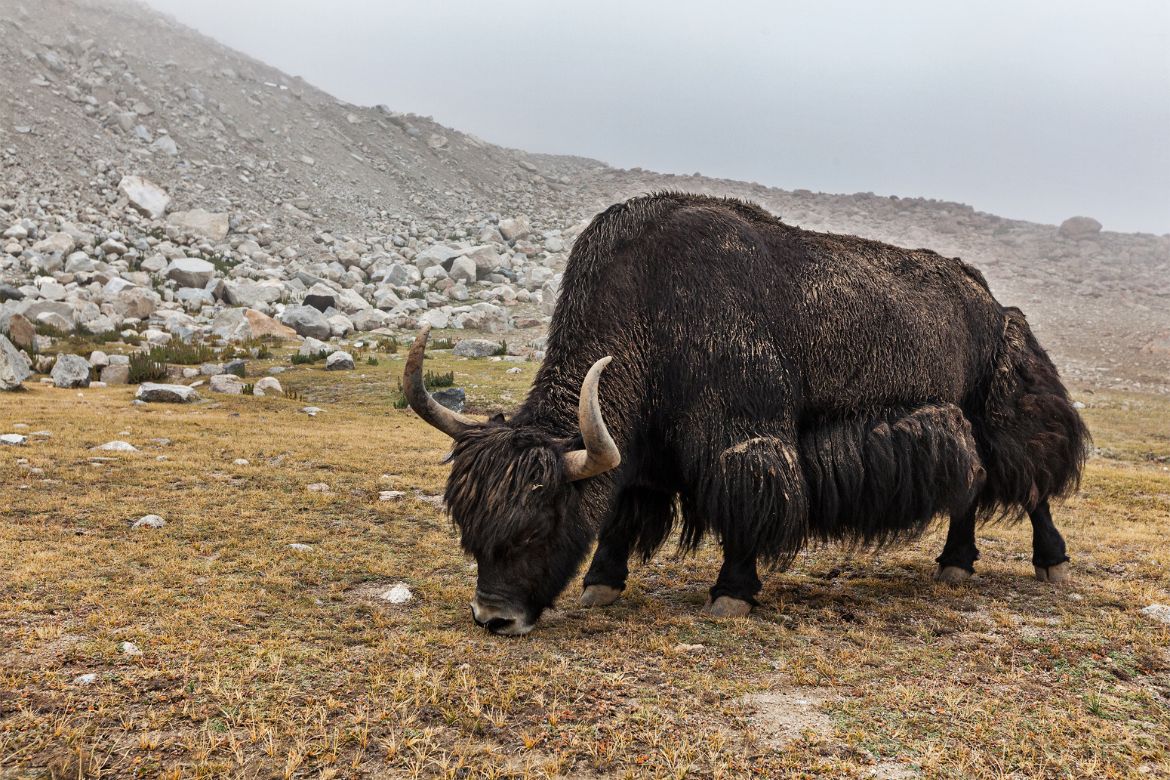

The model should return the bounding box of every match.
[935,505,979,584]
[581,487,674,607]
[704,543,761,617]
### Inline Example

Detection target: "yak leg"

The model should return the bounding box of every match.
[1030,499,1071,583]
[581,488,672,607]
[704,544,761,617]
[934,505,979,584]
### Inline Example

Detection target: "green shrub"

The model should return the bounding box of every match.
[425,370,454,388]
[366,356,379,366]
[430,337,455,350]
[494,340,508,356]
[128,352,167,384]
[290,349,330,365]
[148,342,217,366]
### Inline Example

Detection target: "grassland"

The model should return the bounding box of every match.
[1,347,1168,779]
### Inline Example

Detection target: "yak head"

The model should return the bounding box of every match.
[403,326,620,636]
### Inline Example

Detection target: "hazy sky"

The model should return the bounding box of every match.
[143,0,1170,234]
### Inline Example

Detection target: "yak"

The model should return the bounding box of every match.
[404,192,1088,636]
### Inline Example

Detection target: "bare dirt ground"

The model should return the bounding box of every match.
[2,344,1168,778]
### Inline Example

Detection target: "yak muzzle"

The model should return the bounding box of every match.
[470,594,535,636]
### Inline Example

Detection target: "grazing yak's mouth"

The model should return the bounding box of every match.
[470,594,536,636]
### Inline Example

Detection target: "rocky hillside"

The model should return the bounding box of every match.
[2,0,1168,390]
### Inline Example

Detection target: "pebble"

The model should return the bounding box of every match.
[302,406,323,417]
[379,583,413,604]
[233,458,249,466]
[306,482,330,492]
[1,434,27,445]
[379,490,406,501]
[93,440,139,452]
[132,514,167,529]
[119,641,142,656]
[73,673,98,685]
[288,543,314,552]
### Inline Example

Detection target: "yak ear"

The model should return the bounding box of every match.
[489,412,507,424]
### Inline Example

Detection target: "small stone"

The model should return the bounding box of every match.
[1,433,27,445]
[673,643,705,653]
[288,543,314,552]
[379,490,406,501]
[132,514,166,529]
[301,406,323,417]
[233,458,249,466]
[379,583,413,604]
[1141,604,1170,624]
[94,441,138,452]
[73,673,98,685]
[119,641,143,656]
[506,366,522,374]
[307,482,330,492]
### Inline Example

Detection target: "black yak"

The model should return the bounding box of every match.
[404,192,1088,635]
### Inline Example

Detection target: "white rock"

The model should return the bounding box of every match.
[167,209,229,241]
[119,641,143,656]
[73,673,98,685]
[132,514,166,529]
[209,374,244,394]
[252,377,283,396]
[136,383,200,403]
[93,441,138,452]
[379,490,406,501]
[233,458,250,466]
[302,406,323,416]
[118,175,171,219]
[1,433,28,446]
[325,351,354,371]
[288,543,314,551]
[1141,604,1170,624]
[306,482,330,492]
[166,257,216,288]
[379,583,413,605]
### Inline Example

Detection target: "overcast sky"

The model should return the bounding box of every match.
[143,0,1170,234]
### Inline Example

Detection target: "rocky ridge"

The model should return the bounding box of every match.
[1,0,1167,391]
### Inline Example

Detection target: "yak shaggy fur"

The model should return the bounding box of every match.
[448,192,1088,575]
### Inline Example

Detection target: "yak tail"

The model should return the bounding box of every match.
[972,309,1090,518]
[799,404,985,550]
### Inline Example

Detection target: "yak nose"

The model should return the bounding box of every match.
[469,596,534,636]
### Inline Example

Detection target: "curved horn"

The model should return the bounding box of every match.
[564,356,621,482]
[403,325,479,438]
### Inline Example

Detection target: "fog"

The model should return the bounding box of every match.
[143,0,1170,233]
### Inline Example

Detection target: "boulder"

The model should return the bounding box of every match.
[167,209,229,241]
[114,287,158,319]
[303,282,338,312]
[209,374,244,394]
[118,175,171,219]
[51,354,91,388]
[1058,216,1103,239]
[448,255,477,284]
[298,336,329,356]
[414,244,462,272]
[454,338,502,358]
[432,387,466,412]
[100,364,130,385]
[351,309,390,331]
[166,257,216,288]
[279,305,331,339]
[33,232,76,255]
[5,313,36,351]
[224,280,284,309]
[498,216,531,241]
[253,377,283,396]
[211,308,296,342]
[136,383,200,403]
[325,351,355,371]
[0,335,32,390]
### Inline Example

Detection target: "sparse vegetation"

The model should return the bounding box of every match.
[127,351,167,384]
[291,348,330,365]
[146,341,217,366]
[425,369,455,387]
[2,360,1166,778]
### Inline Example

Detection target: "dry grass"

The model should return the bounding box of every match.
[1,352,1168,778]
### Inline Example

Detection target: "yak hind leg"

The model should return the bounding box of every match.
[1030,499,1071,583]
[703,545,760,617]
[934,505,979,585]
[581,487,674,607]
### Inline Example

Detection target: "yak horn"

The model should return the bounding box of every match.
[403,325,479,438]
[564,356,621,482]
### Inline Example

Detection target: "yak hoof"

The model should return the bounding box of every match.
[934,565,973,585]
[579,584,623,607]
[1035,562,1071,584]
[702,596,753,618]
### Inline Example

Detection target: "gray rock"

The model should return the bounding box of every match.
[167,209,229,241]
[432,387,466,412]
[166,257,216,288]
[94,440,138,452]
[136,383,200,403]
[298,336,329,356]
[253,377,283,396]
[448,255,477,284]
[453,338,502,358]
[414,244,462,272]
[0,335,32,390]
[100,364,130,385]
[498,216,531,241]
[325,351,354,370]
[279,305,331,339]
[1058,216,1103,239]
[1,433,27,445]
[51,354,91,388]
[118,175,171,219]
[351,309,390,331]
[209,374,244,394]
